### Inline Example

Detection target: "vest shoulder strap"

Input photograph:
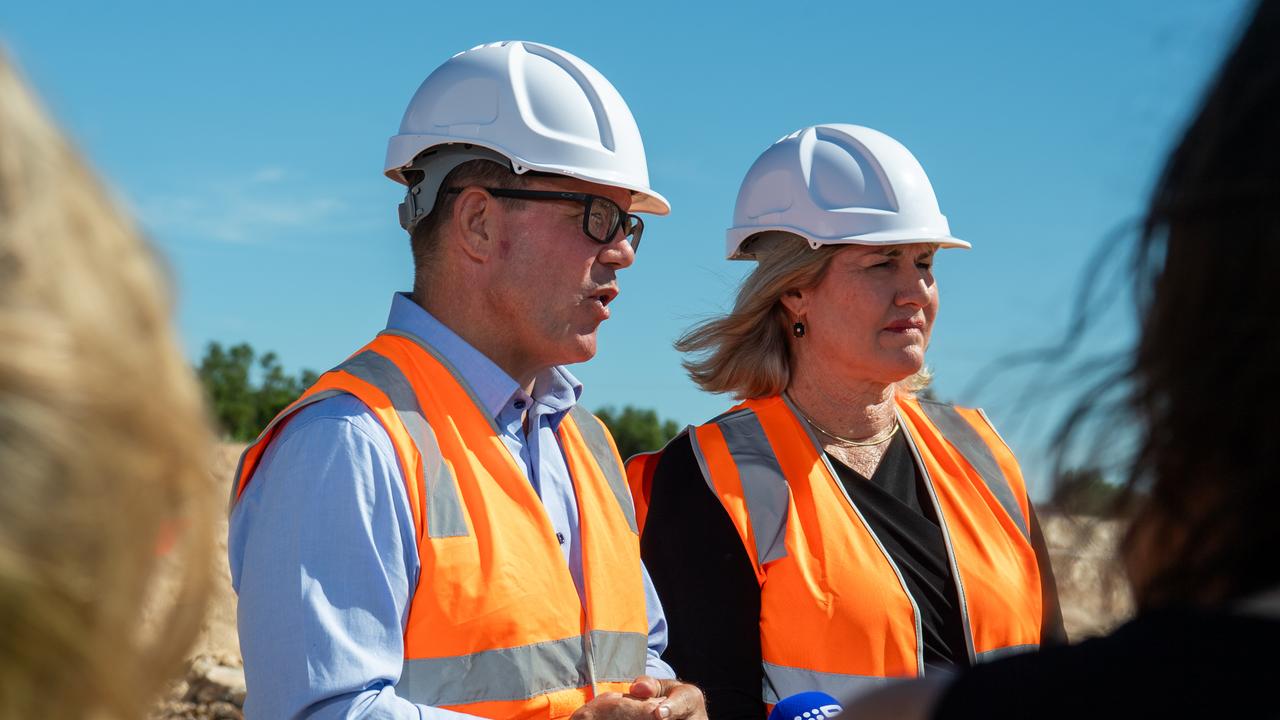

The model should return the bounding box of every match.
[625,427,700,535]
[914,398,1030,537]
[567,404,639,535]
[624,449,661,536]
[232,344,470,540]
[338,347,469,539]
[690,406,790,581]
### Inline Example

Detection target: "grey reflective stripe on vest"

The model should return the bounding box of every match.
[227,388,348,510]
[568,404,638,534]
[762,662,892,705]
[338,350,469,538]
[916,401,1029,537]
[975,644,1038,663]
[690,408,790,567]
[380,328,501,434]
[399,630,647,706]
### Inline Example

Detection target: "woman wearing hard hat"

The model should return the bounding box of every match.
[627,124,1063,718]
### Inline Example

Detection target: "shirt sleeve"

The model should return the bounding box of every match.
[227,398,483,720]
[642,561,677,679]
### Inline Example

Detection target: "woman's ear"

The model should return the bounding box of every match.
[779,287,809,322]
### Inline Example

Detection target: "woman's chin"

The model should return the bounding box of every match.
[872,349,925,381]
[879,362,927,386]
[837,365,923,388]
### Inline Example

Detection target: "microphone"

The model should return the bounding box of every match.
[768,691,843,720]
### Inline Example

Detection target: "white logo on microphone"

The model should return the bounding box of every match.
[793,704,842,720]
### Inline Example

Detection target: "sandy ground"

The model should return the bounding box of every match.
[1040,513,1133,637]
[201,446,244,659]
[153,444,1134,717]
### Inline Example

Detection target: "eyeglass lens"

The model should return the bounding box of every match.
[586,196,643,250]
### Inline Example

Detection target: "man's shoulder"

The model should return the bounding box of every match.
[237,393,405,514]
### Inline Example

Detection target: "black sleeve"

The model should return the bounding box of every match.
[641,433,765,720]
[1028,507,1068,645]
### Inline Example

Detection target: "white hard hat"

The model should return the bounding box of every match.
[726,124,969,260]
[386,41,669,231]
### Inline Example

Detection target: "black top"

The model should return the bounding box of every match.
[933,608,1280,719]
[826,431,968,670]
[642,430,1065,720]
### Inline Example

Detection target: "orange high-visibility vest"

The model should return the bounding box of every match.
[630,393,1042,705]
[624,450,662,534]
[232,330,648,719]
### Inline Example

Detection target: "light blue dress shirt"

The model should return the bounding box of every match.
[228,293,674,720]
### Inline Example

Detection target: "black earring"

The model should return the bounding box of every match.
[792,321,806,338]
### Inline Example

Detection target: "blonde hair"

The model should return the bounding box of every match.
[0,52,215,718]
[677,233,931,399]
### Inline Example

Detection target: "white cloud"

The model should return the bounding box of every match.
[249,166,288,183]
[134,167,357,244]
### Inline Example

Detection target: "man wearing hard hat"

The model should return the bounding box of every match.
[228,41,705,720]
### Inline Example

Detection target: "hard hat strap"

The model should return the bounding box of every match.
[398,145,513,233]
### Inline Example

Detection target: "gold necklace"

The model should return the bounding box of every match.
[785,393,900,447]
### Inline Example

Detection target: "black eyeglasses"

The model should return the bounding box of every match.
[445,187,644,251]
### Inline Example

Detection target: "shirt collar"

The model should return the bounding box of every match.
[385,293,582,423]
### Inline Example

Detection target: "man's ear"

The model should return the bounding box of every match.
[450,187,499,262]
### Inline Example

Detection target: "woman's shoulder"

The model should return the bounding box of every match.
[651,431,698,486]
[650,400,764,481]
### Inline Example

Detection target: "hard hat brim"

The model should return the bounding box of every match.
[386,135,670,216]
[726,225,971,260]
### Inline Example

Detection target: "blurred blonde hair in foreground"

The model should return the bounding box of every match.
[0,52,215,717]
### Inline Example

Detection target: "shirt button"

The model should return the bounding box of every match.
[514,399,526,410]
[556,532,565,545]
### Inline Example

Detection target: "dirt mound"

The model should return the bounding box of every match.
[150,445,245,720]
[1040,513,1133,637]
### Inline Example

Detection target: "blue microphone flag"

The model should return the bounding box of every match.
[768,691,843,720]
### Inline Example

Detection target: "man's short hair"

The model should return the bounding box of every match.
[408,159,523,294]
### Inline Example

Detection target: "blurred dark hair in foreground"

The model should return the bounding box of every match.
[1048,0,1280,612]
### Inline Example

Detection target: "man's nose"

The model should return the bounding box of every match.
[599,231,636,270]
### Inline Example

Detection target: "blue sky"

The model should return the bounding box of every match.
[1,1,1251,494]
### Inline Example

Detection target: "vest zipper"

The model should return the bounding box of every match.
[899,415,978,666]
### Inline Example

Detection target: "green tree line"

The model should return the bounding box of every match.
[1050,467,1126,517]
[197,341,318,442]
[594,406,682,461]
